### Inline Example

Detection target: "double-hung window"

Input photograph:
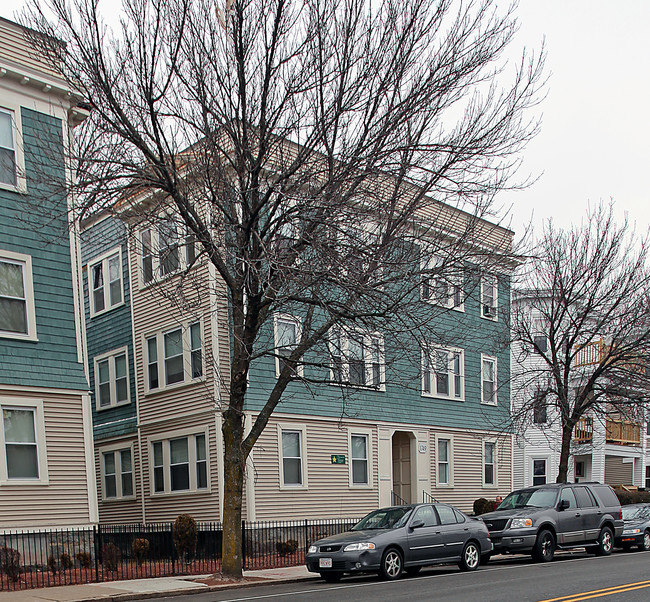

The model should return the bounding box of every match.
[532,458,547,486]
[437,437,451,486]
[102,447,134,499]
[0,400,47,483]
[533,390,547,424]
[151,432,208,494]
[329,328,384,389]
[0,251,36,340]
[146,322,203,392]
[89,249,123,316]
[422,347,464,400]
[484,441,496,486]
[95,348,130,409]
[350,434,369,485]
[0,108,17,187]
[421,255,464,310]
[274,315,302,377]
[140,220,197,285]
[279,426,306,487]
[481,355,497,404]
[481,274,498,320]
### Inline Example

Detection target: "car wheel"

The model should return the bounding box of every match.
[594,526,613,556]
[532,529,555,563]
[641,530,650,552]
[458,541,480,571]
[405,566,422,575]
[380,548,403,580]
[321,572,342,583]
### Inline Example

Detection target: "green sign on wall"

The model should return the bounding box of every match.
[331,454,346,464]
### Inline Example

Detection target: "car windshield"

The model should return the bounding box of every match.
[352,507,413,530]
[498,488,558,510]
[622,505,650,520]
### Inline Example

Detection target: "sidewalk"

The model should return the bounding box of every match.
[0,565,319,602]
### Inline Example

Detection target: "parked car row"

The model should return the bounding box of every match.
[306,483,648,582]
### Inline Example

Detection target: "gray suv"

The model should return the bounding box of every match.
[480,483,623,562]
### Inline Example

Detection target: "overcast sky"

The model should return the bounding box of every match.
[2,0,649,240]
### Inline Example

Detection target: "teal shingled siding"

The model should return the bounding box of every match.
[0,108,87,391]
[245,272,511,432]
[80,216,137,440]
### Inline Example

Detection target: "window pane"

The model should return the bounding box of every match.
[0,298,27,333]
[0,111,13,148]
[283,458,302,485]
[108,255,122,306]
[485,464,494,484]
[164,329,183,385]
[166,356,184,384]
[3,409,36,443]
[147,337,159,389]
[0,148,16,186]
[170,438,189,464]
[141,229,153,283]
[197,461,207,489]
[153,441,163,466]
[121,449,132,473]
[437,439,448,462]
[164,329,183,357]
[0,261,24,297]
[121,472,133,496]
[352,459,368,484]
[171,464,190,490]
[276,320,297,348]
[351,435,367,459]
[196,434,206,461]
[282,431,300,457]
[6,444,38,479]
[191,323,202,378]
[115,354,127,379]
[104,451,115,475]
[105,474,117,498]
[154,467,165,492]
[439,462,449,485]
[485,443,494,464]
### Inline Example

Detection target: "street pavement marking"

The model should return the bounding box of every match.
[539,579,650,602]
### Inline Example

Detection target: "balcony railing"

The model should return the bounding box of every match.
[573,339,606,367]
[574,417,593,443]
[606,418,641,446]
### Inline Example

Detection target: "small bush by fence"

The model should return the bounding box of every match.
[0,517,357,591]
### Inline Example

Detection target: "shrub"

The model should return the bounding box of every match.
[47,555,57,575]
[0,547,21,582]
[60,553,73,570]
[76,551,92,568]
[173,514,197,561]
[614,489,650,506]
[276,539,298,556]
[473,498,493,516]
[102,543,121,572]
[132,538,150,566]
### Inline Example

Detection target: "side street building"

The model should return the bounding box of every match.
[81,194,515,523]
[0,17,97,529]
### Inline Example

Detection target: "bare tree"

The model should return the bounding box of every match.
[511,205,650,484]
[25,0,543,577]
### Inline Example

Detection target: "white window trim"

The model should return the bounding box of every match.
[99,442,136,501]
[348,428,373,488]
[138,220,196,288]
[0,398,48,485]
[88,247,124,317]
[273,313,303,378]
[144,320,204,394]
[277,423,308,490]
[329,328,385,390]
[482,439,497,488]
[421,255,464,312]
[148,427,210,496]
[531,457,548,487]
[480,274,498,320]
[481,354,498,405]
[0,104,26,193]
[0,249,37,341]
[435,434,453,488]
[421,346,465,401]
[93,346,131,411]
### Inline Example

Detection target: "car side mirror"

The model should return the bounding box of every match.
[410,520,425,530]
[558,499,570,511]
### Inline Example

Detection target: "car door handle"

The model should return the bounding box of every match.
[575,512,581,517]
[464,527,469,531]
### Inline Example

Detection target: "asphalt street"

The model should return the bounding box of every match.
[154,550,650,602]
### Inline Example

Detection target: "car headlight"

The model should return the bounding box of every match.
[308,545,317,553]
[343,542,376,552]
[623,528,641,535]
[510,518,533,529]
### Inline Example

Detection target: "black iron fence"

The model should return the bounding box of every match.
[0,518,357,591]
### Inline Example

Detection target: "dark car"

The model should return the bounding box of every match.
[480,482,623,563]
[615,503,650,551]
[305,503,492,582]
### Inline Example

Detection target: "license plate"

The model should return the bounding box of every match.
[319,558,333,568]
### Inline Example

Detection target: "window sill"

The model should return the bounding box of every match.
[145,376,205,396]
[421,392,464,402]
[279,484,308,491]
[480,400,498,407]
[0,331,38,342]
[0,478,49,486]
[0,180,27,195]
[150,487,210,498]
[422,299,465,313]
[102,495,137,503]
[329,382,386,393]
[96,400,132,412]
[90,301,126,319]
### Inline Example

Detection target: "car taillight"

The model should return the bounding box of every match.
[619,508,623,520]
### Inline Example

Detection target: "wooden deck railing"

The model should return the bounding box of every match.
[573,339,606,367]
[606,418,641,446]
[574,417,593,443]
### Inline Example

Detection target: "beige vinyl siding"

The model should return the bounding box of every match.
[604,456,634,488]
[95,436,143,524]
[139,413,220,523]
[252,415,378,520]
[430,430,512,512]
[0,389,93,529]
[0,18,62,80]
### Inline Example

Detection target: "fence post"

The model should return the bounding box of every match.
[241,520,246,571]
[170,522,175,576]
[94,525,101,583]
[304,519,309,554]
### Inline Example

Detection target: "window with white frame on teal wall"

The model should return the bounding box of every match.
[89,249,123,316]
[274,314,302,377]
[0,108,17,187]
[94,347,130,409]
[422,347,464,400]
[481,355,497,404]
[481,274,498,320]
[329,328,384,389]
[0,251,37,340]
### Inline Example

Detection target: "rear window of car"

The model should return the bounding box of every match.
[591,485,620,508]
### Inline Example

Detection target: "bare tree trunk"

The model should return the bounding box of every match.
[557,422,573,483]
[221,405,245,578]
